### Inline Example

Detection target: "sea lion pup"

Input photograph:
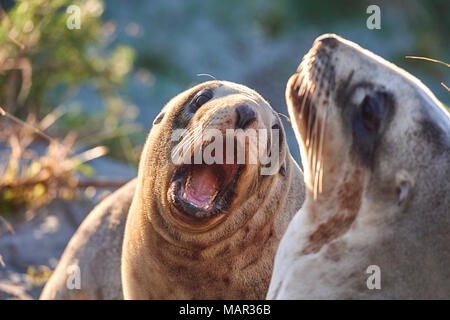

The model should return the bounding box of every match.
[121,80,305,299]
[267,34,450,299]
[40,81,305,300]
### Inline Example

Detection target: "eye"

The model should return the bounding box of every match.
[190,89,213,113]
[351,90,390,167]
[271,123,280,130]
[359,94,384,132]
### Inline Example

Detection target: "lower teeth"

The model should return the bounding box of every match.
[182,177,219,210]
[209,191,219,204]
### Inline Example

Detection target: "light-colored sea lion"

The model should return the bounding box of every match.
[267,34,450,299]
[40,80,305,300]
[121,80,305,299]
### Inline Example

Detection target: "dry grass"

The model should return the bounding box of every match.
[0,106,127,218]
[25,265,53,286]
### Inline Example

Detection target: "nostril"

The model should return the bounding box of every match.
[316,34,338,48]
[235,105,256,129]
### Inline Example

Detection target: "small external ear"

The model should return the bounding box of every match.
[397,181,410,205]
[395,170,414,207]
[153,112,165,125]
[279,160,286,177]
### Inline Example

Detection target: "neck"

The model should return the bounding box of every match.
[122,160,300,299]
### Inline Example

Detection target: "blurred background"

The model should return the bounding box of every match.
[0,0,448,299]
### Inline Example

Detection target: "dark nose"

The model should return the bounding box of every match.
[316,33,338,49]
[235,105,256,129]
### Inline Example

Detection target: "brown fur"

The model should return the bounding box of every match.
[301,167,363,255]
[41,81,305,300]
[40,180,136,299]
[121,81,305,299]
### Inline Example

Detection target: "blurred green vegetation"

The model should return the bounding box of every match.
[0,0,448,168]
[0,0,447,216]
[255,0,449,62]
[0,0,141,164]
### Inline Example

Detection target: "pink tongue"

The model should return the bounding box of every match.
[186,166,220,207]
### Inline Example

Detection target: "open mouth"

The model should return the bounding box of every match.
[168,145,244,218]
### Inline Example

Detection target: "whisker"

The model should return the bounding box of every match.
[173,124,203,160]
[197,73,217,80]
[312,111,321,200]
[317,105,328,195]
[277,112,291,123]
[299,81,312,122]
[312,69,327,200]
[305,78,317,148]
[297,69,309,101]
